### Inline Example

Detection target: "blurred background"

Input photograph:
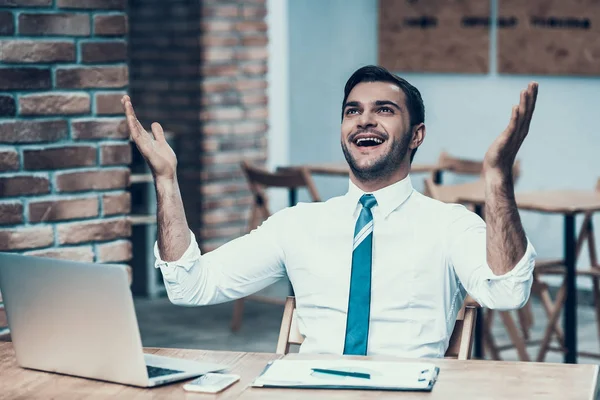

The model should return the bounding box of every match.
[1,0,599,364]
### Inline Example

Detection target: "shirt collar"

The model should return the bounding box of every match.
[345,175,414,219]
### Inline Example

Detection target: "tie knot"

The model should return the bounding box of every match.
[360,194,377,209]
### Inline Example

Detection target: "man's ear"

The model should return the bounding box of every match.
[409,123,426,150]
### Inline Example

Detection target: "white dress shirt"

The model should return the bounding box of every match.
[155,175,536,358]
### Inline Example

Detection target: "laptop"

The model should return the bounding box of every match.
[0,252,228,387]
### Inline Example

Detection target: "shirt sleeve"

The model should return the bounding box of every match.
[153,208,289,306]
[444,204,537,310]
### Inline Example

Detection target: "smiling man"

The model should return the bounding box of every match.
[122,65,538,358]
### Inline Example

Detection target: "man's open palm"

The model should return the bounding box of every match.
[121,95,177,180]
[484,82,539,175]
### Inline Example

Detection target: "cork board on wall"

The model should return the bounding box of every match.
[498,0,600,75]
[378,0,490,73]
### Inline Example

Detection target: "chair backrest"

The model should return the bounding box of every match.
[241,161,321,231]
[276,296,477,360]
[436,151,521,181]
[423,178,485,205]
[437,151,485,176]
[423,157,522,209]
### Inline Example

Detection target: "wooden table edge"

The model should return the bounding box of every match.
[2,343,600,399]
[456,191,600,215]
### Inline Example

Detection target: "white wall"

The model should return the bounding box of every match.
[266,0,290,212]
[288,0,378,203]
[286,0,600,286]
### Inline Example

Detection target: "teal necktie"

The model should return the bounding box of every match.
[343,194,377,355]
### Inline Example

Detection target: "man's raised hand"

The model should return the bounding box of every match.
[483,82,539,177]
[121,95,177,181]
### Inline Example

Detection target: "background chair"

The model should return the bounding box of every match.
[434,151,521,184]
[230,161,321,332]
[436,150,487,178]
[423,178,484,212]
[276,296,477,360]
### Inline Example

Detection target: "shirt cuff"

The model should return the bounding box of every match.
[483,237,537,283]
[153,230,201,271]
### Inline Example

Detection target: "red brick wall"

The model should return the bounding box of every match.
[129,0,269,253]
[0,0,131,263]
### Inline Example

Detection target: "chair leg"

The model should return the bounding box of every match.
[537,283,567,362]
[592,277,600,351]
[523,277,545,332]
[499,311,530,361]
[538,283,565,346]
[231,298,245,332]
[483,309,502,360]
[517,306,532,341]
[483,333,501,360]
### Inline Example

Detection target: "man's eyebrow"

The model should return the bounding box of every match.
[343,101,361,109]
[343,100,402,111]
[374,100,401,110]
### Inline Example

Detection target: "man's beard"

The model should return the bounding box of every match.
[341,131,411,183]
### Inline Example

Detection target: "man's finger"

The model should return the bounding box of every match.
[123,98,146,140]
[151,122,166,142]
[528,82,538,115]
[123,99,152,155]
[522,82,539,134]
[524,82,536,117]
[123,99,140,139]
[505,105,519,135]
[516,89,528,133]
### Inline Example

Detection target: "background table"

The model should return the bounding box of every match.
[458,189,600,364]
[1,343,598,399]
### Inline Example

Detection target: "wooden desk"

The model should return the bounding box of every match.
[1,343,598,399]
[458,189,600,364]
[0,343,282,399]
[241,353,599,400]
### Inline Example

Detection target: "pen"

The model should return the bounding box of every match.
[311,368,371,379]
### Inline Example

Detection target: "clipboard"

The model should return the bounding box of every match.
[251,359,440,391]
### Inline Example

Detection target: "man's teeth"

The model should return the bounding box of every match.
[356,138,383,144]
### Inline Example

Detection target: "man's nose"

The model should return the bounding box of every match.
[357,111,377,130]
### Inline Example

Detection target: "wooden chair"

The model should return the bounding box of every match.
[423,178,484,213]
[535,178,600,361]
[436,150,486,177]
[276,296,478,360]
[434,151,521,185]
[230,161,321,332]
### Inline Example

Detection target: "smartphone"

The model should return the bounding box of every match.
[182,373,241,394]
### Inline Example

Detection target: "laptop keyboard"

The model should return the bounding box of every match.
[146,365,184,378]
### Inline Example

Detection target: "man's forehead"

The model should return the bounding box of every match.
[346,81,405,103]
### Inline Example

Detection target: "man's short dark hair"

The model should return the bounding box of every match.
[342,65,425,162]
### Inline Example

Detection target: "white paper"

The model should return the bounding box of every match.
[252,359,439,390]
